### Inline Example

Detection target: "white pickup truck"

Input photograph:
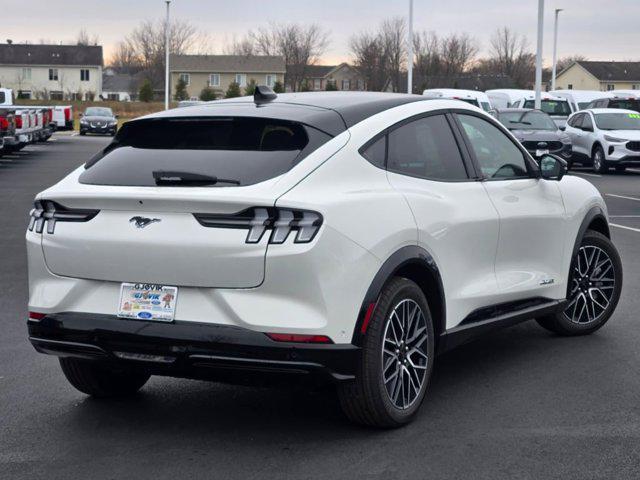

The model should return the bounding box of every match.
[0,87,72,132]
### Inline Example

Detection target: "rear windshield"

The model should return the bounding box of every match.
[523,99,572,116]
[458,98,479,107]
[609,99,640,112]
[594,113,640,130]
[80,117,332,187]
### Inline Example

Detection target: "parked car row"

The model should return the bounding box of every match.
[0,104,55,156]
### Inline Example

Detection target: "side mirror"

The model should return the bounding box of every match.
[540,154,567,181]
[559,125,566,131]
[79,113,84,117]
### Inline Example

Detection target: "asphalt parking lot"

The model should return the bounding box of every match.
[2,135,640,479]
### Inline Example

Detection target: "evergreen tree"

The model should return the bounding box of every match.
[325,80,338,91]
[138,80,153,102]
[244,79,257,96]
[199,86,217,101]
[174,77,189,101]
[273,80,285,93]
[225,81,242,98]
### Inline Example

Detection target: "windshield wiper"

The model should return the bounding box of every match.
[152,170,241,186]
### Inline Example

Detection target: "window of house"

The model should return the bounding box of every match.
[313,79,321,90]
[49,91,63,100]
[633,85,639,90]
[342,79,351,90]
[457,114,529,179]
[22,68,31,80]
[107,93,120,101]
[49,68,59,81]
[356,79,364,90]
[235,74,247,87]
[209,74,220,87]
[179,73,190,86]
[387,114,469,181]
[266,74,276,88]
[606,84,615,91]
[80,69,90,81]
[568,84,573,90]
[17,90,32,99]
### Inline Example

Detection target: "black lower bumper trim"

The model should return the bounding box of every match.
[28,313,359,384]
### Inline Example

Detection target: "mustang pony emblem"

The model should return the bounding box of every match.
[129,216,161,229]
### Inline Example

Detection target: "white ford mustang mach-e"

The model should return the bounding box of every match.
[26,89,622,427]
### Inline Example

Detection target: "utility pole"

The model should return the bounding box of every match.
[534,0,544,110]
[407,0,414,94]
[164,0,171,110]
[551,8,563,91]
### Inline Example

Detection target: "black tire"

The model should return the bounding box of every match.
[536,230,622,336]
[79,131,86,136]
[592,145,608,174]
[59,357,150,397]
[338,277,435,428]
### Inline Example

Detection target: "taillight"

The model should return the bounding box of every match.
[15,116,22,129]
[194,207,323,244]
[28,311,47,321]
[266,333,333,344]
[0,116,8,130]
[64,107,71,121]
[28,200,100,234]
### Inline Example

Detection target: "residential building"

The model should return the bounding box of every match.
[0,43,103,100]
[102,69,137,101]
[555,61,640,91]
[169,54,285,100]
[288,63,366,91]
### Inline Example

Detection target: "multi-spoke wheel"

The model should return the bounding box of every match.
[338,277,434,427]
[592,146,609,174]
[537,230,622,335]
[382,299,429,410]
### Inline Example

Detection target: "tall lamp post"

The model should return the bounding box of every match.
[164,0,171,110]
[534,0,545,110]
[551,8,563,91]
[407,0,414,94]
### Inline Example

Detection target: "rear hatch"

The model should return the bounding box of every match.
[38,113,339,288]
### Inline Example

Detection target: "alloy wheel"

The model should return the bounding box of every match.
[564,245,616,324]
[593,150,603,171]
[381,299,429,409]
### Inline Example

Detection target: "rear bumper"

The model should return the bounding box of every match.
[28,313,360,384]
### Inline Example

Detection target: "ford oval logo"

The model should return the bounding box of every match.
[138,311,153,319]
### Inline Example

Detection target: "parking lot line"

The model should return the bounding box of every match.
[572,172,602,178]
[606,193,640,202]
[610,223,640,233]
[610,215,640,218]
[627,168,640,174]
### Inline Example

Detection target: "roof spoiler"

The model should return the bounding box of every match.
[254,85,277,103]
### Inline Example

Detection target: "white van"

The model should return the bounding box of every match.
[485,89,533,109]
[551,90,614,111]
[487,89,572,127]
[422,89,492,111]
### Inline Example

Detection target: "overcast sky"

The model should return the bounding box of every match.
[3,0,639,65]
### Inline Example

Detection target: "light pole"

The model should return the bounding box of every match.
[407,0,414,94]
[534,0,544,110]
[551,8,563,91]
[164,0,171,110]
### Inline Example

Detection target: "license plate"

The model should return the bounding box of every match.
[117,283,178,321]
[536,149,549,157]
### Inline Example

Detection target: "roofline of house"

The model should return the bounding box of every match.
[169,69,286,74]
[556,61,601,82]
[0,63,102,68]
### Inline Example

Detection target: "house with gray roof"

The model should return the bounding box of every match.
[0,42,103,100]
[288,63,366,91]
[555,61,640,92]
[169,54,285,99]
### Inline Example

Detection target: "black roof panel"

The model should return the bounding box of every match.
[141,92,429,136]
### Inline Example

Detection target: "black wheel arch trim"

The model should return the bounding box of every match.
[351,245,445,346]
[573,205,610,259]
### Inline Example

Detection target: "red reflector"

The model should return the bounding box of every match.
[28,311,47,321]
[15,116,22,128]
[0,116,8,130]
[266,333,332,344]
[360,302,376,334]
[64,107,71,121]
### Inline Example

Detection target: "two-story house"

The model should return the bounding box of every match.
[555,61,640,92]
[169,54,285,99]
[0,43,103,100]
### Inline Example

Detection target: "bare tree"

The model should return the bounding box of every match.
[439,33,477,77]
[350,31,390,92]
[109,40,142,73]
[382,17,406,92]
[413,31,441,90]
[486,27,535,88]
[76,28,100,46]
[249,24,330,91]
[556,55,588,74]
[223,35,256,56]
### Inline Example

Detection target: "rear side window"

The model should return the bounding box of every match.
[387,114,468,181]
[360,135,386,169]
[80,117,332,187]
[609,99,640,112]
